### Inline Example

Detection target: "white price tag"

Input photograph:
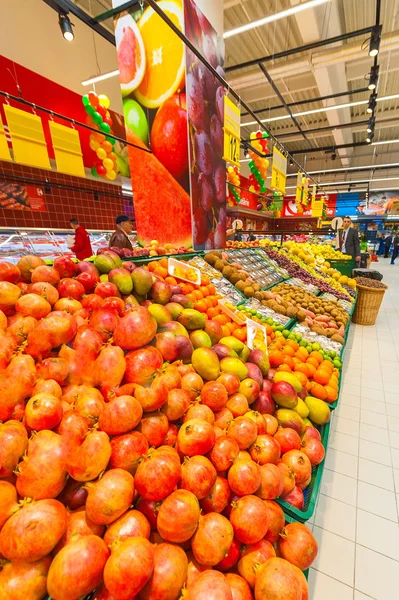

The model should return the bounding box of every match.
[246,318,268,354]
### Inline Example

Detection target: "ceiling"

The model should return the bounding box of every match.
[67,0,399,194]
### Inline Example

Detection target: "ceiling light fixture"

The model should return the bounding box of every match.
[223,0,331,39]
[367,116,376,133]
[369,25,382,57]
[241,93,399,127]
[366,133,374,143]
[367,93,377,114]
[59,13,74,42]
[82,69,120,86]
[244,149,250,158]
[368,65,379,90]
[372,139,399,146]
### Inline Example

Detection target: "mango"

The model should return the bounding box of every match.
[170,294,193,309]
[192,348,220,381]
[273,372,302,393]
[190,330,212,349]
[271,381,298,409]
[204,320,223,345]
[248,349,270,376]
[158,320,189,338]
[294,398,310,419]
[303,418,313,427]
[148,304,172,326]
[100,274,109,282]
[178,309,206,331]
[150,281,172,305]
[275,409,305,435]
[220,357,248,381]
[165,302,184,320]
[94,253,122,274]
[305,396,331,425]
[212,344,238,360]
[132,267,153,296]
[108,267,133,295]
[238,344,250,363]
[219,337,244,353]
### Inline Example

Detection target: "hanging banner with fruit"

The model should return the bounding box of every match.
[113,0,193,252]
[185,0,226,250]
[248,131,269,194]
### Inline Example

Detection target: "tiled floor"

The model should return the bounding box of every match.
[308,260,399,600]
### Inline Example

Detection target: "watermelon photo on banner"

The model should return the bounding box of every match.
[184,0,226,250]
[113,0,192,250]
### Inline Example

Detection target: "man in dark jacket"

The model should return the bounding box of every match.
[384,233,393,258]
[391,233,399,264]
[337,216,361,263]
[70,219,93,260]
[109,215,134,251]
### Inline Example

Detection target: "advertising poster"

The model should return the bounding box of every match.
[0,182,46,211]
[185,0,226,249]
[113,0,192,249]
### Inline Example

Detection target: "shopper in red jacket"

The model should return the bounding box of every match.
[69,219,93,260]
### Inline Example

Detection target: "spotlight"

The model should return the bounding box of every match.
[368,65,379,90]
[367,116,375,133]
[369,25,382,57]
[59,13,74,42]
[289,159,294,166]
[367,93,377,114]
[366,132,374,143]
[331,152,336,161]
[244,150,250,159]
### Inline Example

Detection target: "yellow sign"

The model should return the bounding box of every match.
[302,176,309,205]
[0,115,11,162]
[295,172,303,203]
[271,146,287,194]
[223,96,240,166]
[49,122,85,178]
[311,191,323,217]
[4,105,51,170]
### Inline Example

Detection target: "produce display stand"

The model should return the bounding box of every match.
[328,259,355,278]
[276,421,331,523]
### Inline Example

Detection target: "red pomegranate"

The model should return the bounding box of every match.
[103,537,155,600]
[0,420,28,478]
[157,489,200,543]
[228,459,261,496]
[178,419,216,456]
[53,256,79,278]
[226,573,253,600]
[282,486,304,510]
[207,435,239,472]
[263,500,285,543]
[113,306,157,350]
[28,281,59,305]
[255,557,302,600]
[0,261,20,283]
[230,494,268,544]
[187,570,233,600]
[125,346,163,385]
[256,463,284,500]
[216,538,242,572]
[24,393,63,431]
[85,468,134,525]
[77,271,100,292]
[281,450,312,487]
[226,393,249,418]
[17,255,45,282]
[227,417,258,450]
[58,278,85,300]
[200,476,231,514]
[162,388,191,422]
[301,437,325,465]
[138,411,169,447]
[141,542,188,600]
[109,431,149,473]
[201,381,228,411]
[278,522,318,570]
[95,281,120,299]
[134,446,182,501]
[214,407,234,429]
[0,556,51,600]
[180,455,217,499]
[238,538,276,588]
[55,507,105,553]
[277,462,296,496]
[0,281,22,315]
[192,513,234,566]
[104,509,151,546]
[31,265,60,286]
[98,395,142,436]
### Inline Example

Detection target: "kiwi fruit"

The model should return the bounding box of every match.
[236,280,246,292]
[222,266,234,279]
[230,273,241,285]
[244,286,255,297]
[296,310,306,321]
[214,260,224,272]
[286,306,298,318]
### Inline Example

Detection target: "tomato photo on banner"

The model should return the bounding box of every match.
[184,0,226,250]
[112,0,193,250]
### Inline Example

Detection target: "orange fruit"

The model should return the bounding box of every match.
[165,276,177,285]
[325,385,338,402]
[135,1,185,108]
[201,275,210,286]
[214,314,228,325]
[154,266,168,279]
[195,300,207,313]
[148,261,159,272]
[199,286,209,297]
[265,324,273,336]
[277,364,292,373]
[292,357,302,365]
[204,297,213,308]
[282,346,295,358]
[309,350,323,364]
[310,382,328,400]
[306,363,316,377]
[306,357,319,369]
[294,371,309,387]
[313,369,330,385]
[269,351,284,368]
[320,360,334,372]
[211,296,219,307]
[233,328,247,342]
[296,347,309,360]
[283,356,295,370]
[222,325,231,337]
[159,257,168,268]
[207,284,216,295]
[294,363,311,377]
[186,292,196,302]
[286,340,299,352]
[193,290,204,300]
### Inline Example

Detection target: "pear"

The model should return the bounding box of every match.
[305,396,331,425]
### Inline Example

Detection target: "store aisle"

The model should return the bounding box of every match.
[308,260,399,600]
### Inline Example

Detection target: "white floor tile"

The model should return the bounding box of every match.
[341,393,361,408]
[384,391,399,406]
[359,422,390,446]
[342,383,361,397]
[359,439,392,466]
[360,398,386,414]
[383,382,399,394]
[356,509,399,561]
[361,378,384,391]
[389,430,399,450]
[314,494,356,541]
[329,430,359,456]
[355,545,399,600]
[360,410,388,429]
[357,481,398,522]
[358,457,395,491]
[308,569,354,600]
[312,526,355,586]
[392,448,399,469]
[332,416,360,437]
[386,403,399,417]
[320,469,357,506]
[324,448,358,479]
[343,374,361,386]
[354,592,376,600]
[394,469,399,492]
[337,405,360,421]
[389,416,399,432]
[360,388,385,402]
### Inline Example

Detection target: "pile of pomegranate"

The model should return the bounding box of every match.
[0,255,319,600]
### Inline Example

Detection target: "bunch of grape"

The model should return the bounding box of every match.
[185,15,226,251]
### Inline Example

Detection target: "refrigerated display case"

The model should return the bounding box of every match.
[0,228,135,262]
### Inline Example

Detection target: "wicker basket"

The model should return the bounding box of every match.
[352,281,388,326]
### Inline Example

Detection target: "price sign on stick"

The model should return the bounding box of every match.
[246,318,268,355]
[223,96,240,167]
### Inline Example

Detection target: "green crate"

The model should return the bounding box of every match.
[329,259,355,278]
[276,420,331,523]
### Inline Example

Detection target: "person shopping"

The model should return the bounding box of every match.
[391,233,399,265]
[69,219,93,260]
[384,232,393,258]
[109,215,134,251]
[336,216,361,264]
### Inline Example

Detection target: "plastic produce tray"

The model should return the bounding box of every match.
[276,419,331,523]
